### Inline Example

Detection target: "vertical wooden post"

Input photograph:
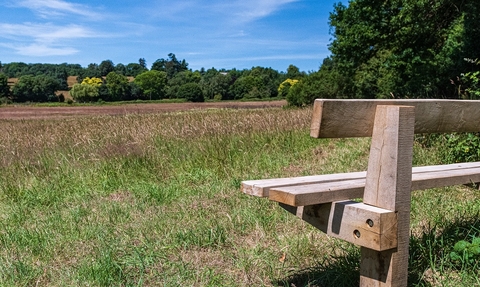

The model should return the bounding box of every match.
[360,105,415,287]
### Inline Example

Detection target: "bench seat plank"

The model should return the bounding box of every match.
[242,162,480,198]
[241,171,366,197]
[268,164,480,206]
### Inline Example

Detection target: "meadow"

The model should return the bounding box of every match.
[1,106,479,286]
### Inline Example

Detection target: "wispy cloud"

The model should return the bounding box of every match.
[145,0,299,26]
[0,43,79,56]
[0,22,104,42]
[14,0,102,19]
[233,0,300,22]
[0,22,108,56]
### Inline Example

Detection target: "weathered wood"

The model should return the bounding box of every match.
[242,162,480,198]
[241,99,480,286]
[241,171,366,197]
[360,105,414,286]
[310,99,480,138]
[280,201,398,251]
[265,164,480,206]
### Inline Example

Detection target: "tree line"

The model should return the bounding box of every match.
[1,0,479,105]
[0,53,306,104]
[288,0,480,105]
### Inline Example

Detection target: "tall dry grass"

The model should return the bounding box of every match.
[1,107,479,286]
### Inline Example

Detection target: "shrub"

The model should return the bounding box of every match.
[443,133,480,163]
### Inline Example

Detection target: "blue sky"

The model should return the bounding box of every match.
[0,0,339,72]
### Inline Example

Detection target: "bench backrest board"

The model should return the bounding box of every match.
[311,99,480,138]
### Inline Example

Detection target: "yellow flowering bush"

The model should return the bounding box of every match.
[278,78,299,98]
[81,77,103,86]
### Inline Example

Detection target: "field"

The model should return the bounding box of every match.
[1,103,480,286]
[0,100,286,120]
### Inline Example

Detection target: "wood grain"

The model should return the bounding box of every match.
[360,105,414,287]
[310,99,480,138]
[262,164,480,206]
[280,201,398,251]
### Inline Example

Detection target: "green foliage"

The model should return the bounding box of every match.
[278,78,299,98]
[12,74,60,102]
[1,53,313,104]
[230,67,281,100]
[70,83,100,102]
[0,73,9,98]
[286,64,346,106]
[328,0,480,99]
[286,64,305,80]
[151,53,188,79]
[98,60,115,77]
[442,133,480,163]
[134,70,167,100]
[450,237,480,266]
[165,70,202,99]
[125,63,147,77]
[200,69,232,100]
[177,83,204,102]
[456,58,480,99]
[105,72,129,101]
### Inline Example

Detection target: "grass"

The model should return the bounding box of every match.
[0,106,479,286]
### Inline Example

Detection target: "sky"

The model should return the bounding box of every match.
[0,0,340,73]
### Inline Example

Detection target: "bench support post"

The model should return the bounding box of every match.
[360,105,415,286]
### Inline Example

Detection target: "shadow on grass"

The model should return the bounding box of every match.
[274,216,480,287]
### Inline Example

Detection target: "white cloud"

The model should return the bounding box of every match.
[234,0,299,22]
[14,0,102,19]
[13,43,79,56]
[145,0,299,26]
[0,22,107,57]
[0,22,103,42]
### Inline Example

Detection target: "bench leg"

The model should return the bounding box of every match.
[360,105,414,286]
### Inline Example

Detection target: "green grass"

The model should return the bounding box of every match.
[0,107,479,286]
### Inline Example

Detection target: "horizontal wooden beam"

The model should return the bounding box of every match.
[241,162,480,198]
[280,201,398,251]
[241,171,366,197]
[310,99,480,138]
[270,165,480,206]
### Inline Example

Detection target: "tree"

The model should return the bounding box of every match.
[105,72,129,101]
[177,83,204,102]
[99,60,115,77]
[0,73,9,98]
[151,53,188,78]
[200,68,233,100]
[125,63,147,77]
[229,67,282,99]
[328,0,480,99]
[70,83,99,102]
[139,58,147,70]
[12,75,60,102]
[115,63,127,75]
[165,70,201,98]
[285,57,349,106]
[134,70,168,100]
[286,65,305,79]
[278,78,299,98]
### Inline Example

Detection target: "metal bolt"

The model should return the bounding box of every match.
[354,230,361,238]
[366,219,374,227]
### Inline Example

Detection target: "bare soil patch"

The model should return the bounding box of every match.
[0,100,287,120]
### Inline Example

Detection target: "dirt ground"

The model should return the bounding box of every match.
[0,100,287,120]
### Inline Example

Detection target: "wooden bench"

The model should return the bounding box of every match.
[241,99,480,286]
